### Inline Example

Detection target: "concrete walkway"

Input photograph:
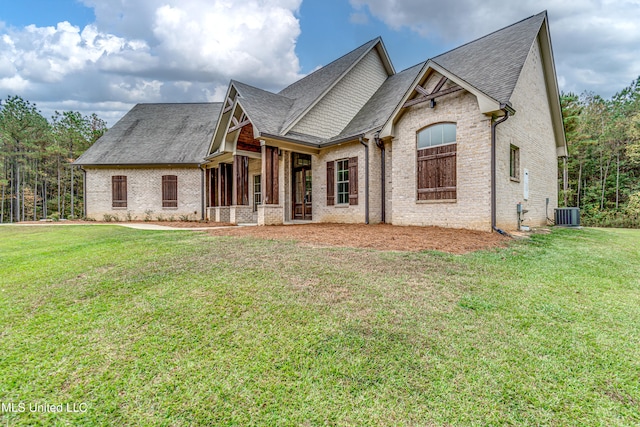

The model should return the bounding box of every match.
[0,221,234,231]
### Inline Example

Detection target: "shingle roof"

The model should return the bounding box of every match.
[80,13,551,164]
[432,11,546,103]
[231,80,293,135]
[277,38,381,132]
[333,62,425,141]
[74,103,222,165]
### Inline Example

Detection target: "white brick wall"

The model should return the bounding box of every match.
[495,38,559,230]
[390,73,493,231]
[292,50,389,138]
[83,166,202,221]
[313,142,368,223]
[258,205,284,225]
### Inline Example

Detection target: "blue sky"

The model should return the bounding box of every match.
[1,0,639,125]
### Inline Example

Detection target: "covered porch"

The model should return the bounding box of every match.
[206,147,316,225]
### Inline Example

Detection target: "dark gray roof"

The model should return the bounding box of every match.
[75,103,222,165]
[278,38,381,131]
[226,38,382,141]
[432,11,546,103]
[232,80,293,135]
[333,62,425,141]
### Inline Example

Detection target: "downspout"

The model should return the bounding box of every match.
[491,106,512,235]
[81,167,87,219]
[374,131,385,223]
[199,164,206,221]
[359,137,370,224]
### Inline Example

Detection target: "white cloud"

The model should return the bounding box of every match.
[0,0,303,125]
[350,0,640,97]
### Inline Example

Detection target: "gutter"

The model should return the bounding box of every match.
[359,137,370,224]
[81,167,87,219]
[374,131,385,223]
[491,103,515,235]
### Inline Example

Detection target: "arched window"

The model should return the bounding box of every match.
[416,123,457,200]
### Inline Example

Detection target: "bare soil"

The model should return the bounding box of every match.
[15,220,509,253]
[206,223,508,254]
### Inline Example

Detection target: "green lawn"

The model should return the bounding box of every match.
[0,225,639,426]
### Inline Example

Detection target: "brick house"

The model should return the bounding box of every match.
[77,11,566,231]
[75,103,222,221]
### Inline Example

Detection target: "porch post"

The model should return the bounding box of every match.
[233,155,249,206]
[262,145,279,204]
[258,145,283,225]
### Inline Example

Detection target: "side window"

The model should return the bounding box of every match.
[327,157,358,206]
[336,159,349,205]
[162,175,178,208]
[253,174,262,212]
[416,123,457,201]
[112,176,127,208]
[510,145,520,181]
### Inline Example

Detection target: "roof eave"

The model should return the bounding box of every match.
[258,133,321,155]
[73,162,202,168]
[539,15,568,157]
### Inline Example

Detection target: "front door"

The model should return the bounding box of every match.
[292,153,312,220]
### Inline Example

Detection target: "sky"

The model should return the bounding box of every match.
[0,0,639,126]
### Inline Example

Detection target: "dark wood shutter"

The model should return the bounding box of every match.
[326,161,335,206]
[417,143,456,200]
[112,176,127,208]
[162,175,178,207]
[348,156,358,205]
[264,146,279,204]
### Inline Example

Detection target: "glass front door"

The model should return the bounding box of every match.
[292,153,312,220]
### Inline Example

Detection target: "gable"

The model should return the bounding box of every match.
[289,48,390,139]
[431,12,546,104]
[508,36,565,156]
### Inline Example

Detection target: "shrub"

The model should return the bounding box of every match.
[581,208,640,228]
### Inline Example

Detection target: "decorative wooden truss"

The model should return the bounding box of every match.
[403,76,463,108]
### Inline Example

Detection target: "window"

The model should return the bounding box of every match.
[336,159,349,205]
[416,123,457,201]
[417,122,456,149]
[112,176,127,208]
[326,157,358,206]
[510,145,520,181]
[253,174,261,212]
[162,175,178,208]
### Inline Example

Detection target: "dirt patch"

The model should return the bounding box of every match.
[206,223,508,254]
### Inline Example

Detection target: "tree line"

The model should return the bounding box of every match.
[561,77,640,227]
[2,76,640,226]
[0,96,107,222]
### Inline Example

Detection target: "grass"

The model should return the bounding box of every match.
[0,225,639,426]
